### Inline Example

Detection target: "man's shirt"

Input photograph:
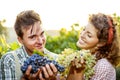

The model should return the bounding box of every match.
[0,46,58,80]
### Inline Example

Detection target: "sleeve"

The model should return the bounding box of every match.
[0,53,16,80]
[90,59,116,80]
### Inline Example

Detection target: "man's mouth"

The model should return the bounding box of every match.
[36,45,43,49]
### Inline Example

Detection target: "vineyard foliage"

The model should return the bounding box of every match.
[46,23,83,54]
[0,14,120,79]
[0,23,82,58]
[0,20,8,37]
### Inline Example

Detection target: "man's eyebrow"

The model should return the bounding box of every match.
[31,25,34,34]
[28,34,35,37]
[41,31,44,35]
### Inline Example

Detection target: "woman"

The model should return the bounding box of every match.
[67,13,119,80]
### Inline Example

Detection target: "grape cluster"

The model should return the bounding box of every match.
[56,49,96,80]
[21,54,65,74]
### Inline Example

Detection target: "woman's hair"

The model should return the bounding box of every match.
[89,13,119,66]
[14,10,42,39]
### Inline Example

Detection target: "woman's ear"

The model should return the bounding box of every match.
[96,42,106,47]
[17,36,23,44]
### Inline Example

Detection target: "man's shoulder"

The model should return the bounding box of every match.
[44,48,58,59]
[0,47,22,63]
[0,51,15,65]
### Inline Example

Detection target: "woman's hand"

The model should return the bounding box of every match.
[66,57,85,80]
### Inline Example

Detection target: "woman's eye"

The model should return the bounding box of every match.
[87,34,92,38]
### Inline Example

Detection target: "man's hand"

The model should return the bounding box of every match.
[39,63,58,80]
[21,63,59,80]
[21,65,40,80]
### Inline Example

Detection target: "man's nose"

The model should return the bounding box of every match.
[37,37,43,43]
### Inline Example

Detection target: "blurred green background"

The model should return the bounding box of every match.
[0,13,120,79]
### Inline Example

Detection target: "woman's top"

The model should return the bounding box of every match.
[90,58,116,80]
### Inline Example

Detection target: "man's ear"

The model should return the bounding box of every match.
[17,37,23,44]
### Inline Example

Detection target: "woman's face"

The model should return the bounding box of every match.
[77,22,99,49]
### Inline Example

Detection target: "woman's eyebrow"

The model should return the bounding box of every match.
[86,30,93,35]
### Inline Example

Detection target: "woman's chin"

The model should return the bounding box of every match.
[76,42,88,49]
[76,42,82,48]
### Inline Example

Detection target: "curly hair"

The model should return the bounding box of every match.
[89,13,119,66]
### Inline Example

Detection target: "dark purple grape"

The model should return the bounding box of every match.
[21,54,65,74]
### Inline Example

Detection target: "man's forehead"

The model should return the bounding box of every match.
[30,26,43,35]
[22,22,43,34]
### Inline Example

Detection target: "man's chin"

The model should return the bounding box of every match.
[36,48,44,52]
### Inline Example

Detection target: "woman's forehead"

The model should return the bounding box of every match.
[86,23,98,35]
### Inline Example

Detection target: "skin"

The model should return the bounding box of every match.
[77,22,99,50]
[67,22,100,80]
[18,21,46,56]
[19,21,58,80]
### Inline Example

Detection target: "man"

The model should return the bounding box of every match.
[0,10,58,80]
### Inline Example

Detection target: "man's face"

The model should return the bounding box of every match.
[18,21,46,55]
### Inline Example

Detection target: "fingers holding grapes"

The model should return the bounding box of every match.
[39,63,58,80]
[66,57,85,80]
[70,56,85,74]
[21,65,40,80]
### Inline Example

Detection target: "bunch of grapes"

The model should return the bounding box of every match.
[56,48,96,80]
[21,54,65,74]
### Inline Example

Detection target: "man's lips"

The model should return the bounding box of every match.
[36,45,43,49]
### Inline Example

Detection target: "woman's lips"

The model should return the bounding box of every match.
[79,39,85,45]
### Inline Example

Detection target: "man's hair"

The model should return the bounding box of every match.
[14,10,42,38]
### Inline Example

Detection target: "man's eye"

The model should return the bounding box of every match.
[30,36,36,39]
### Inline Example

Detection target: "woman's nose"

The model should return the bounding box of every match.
[80,31,86,39]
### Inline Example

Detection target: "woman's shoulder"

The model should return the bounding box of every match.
[97,58,112,66]
[94,58,115,72]
[91,58,116,80]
